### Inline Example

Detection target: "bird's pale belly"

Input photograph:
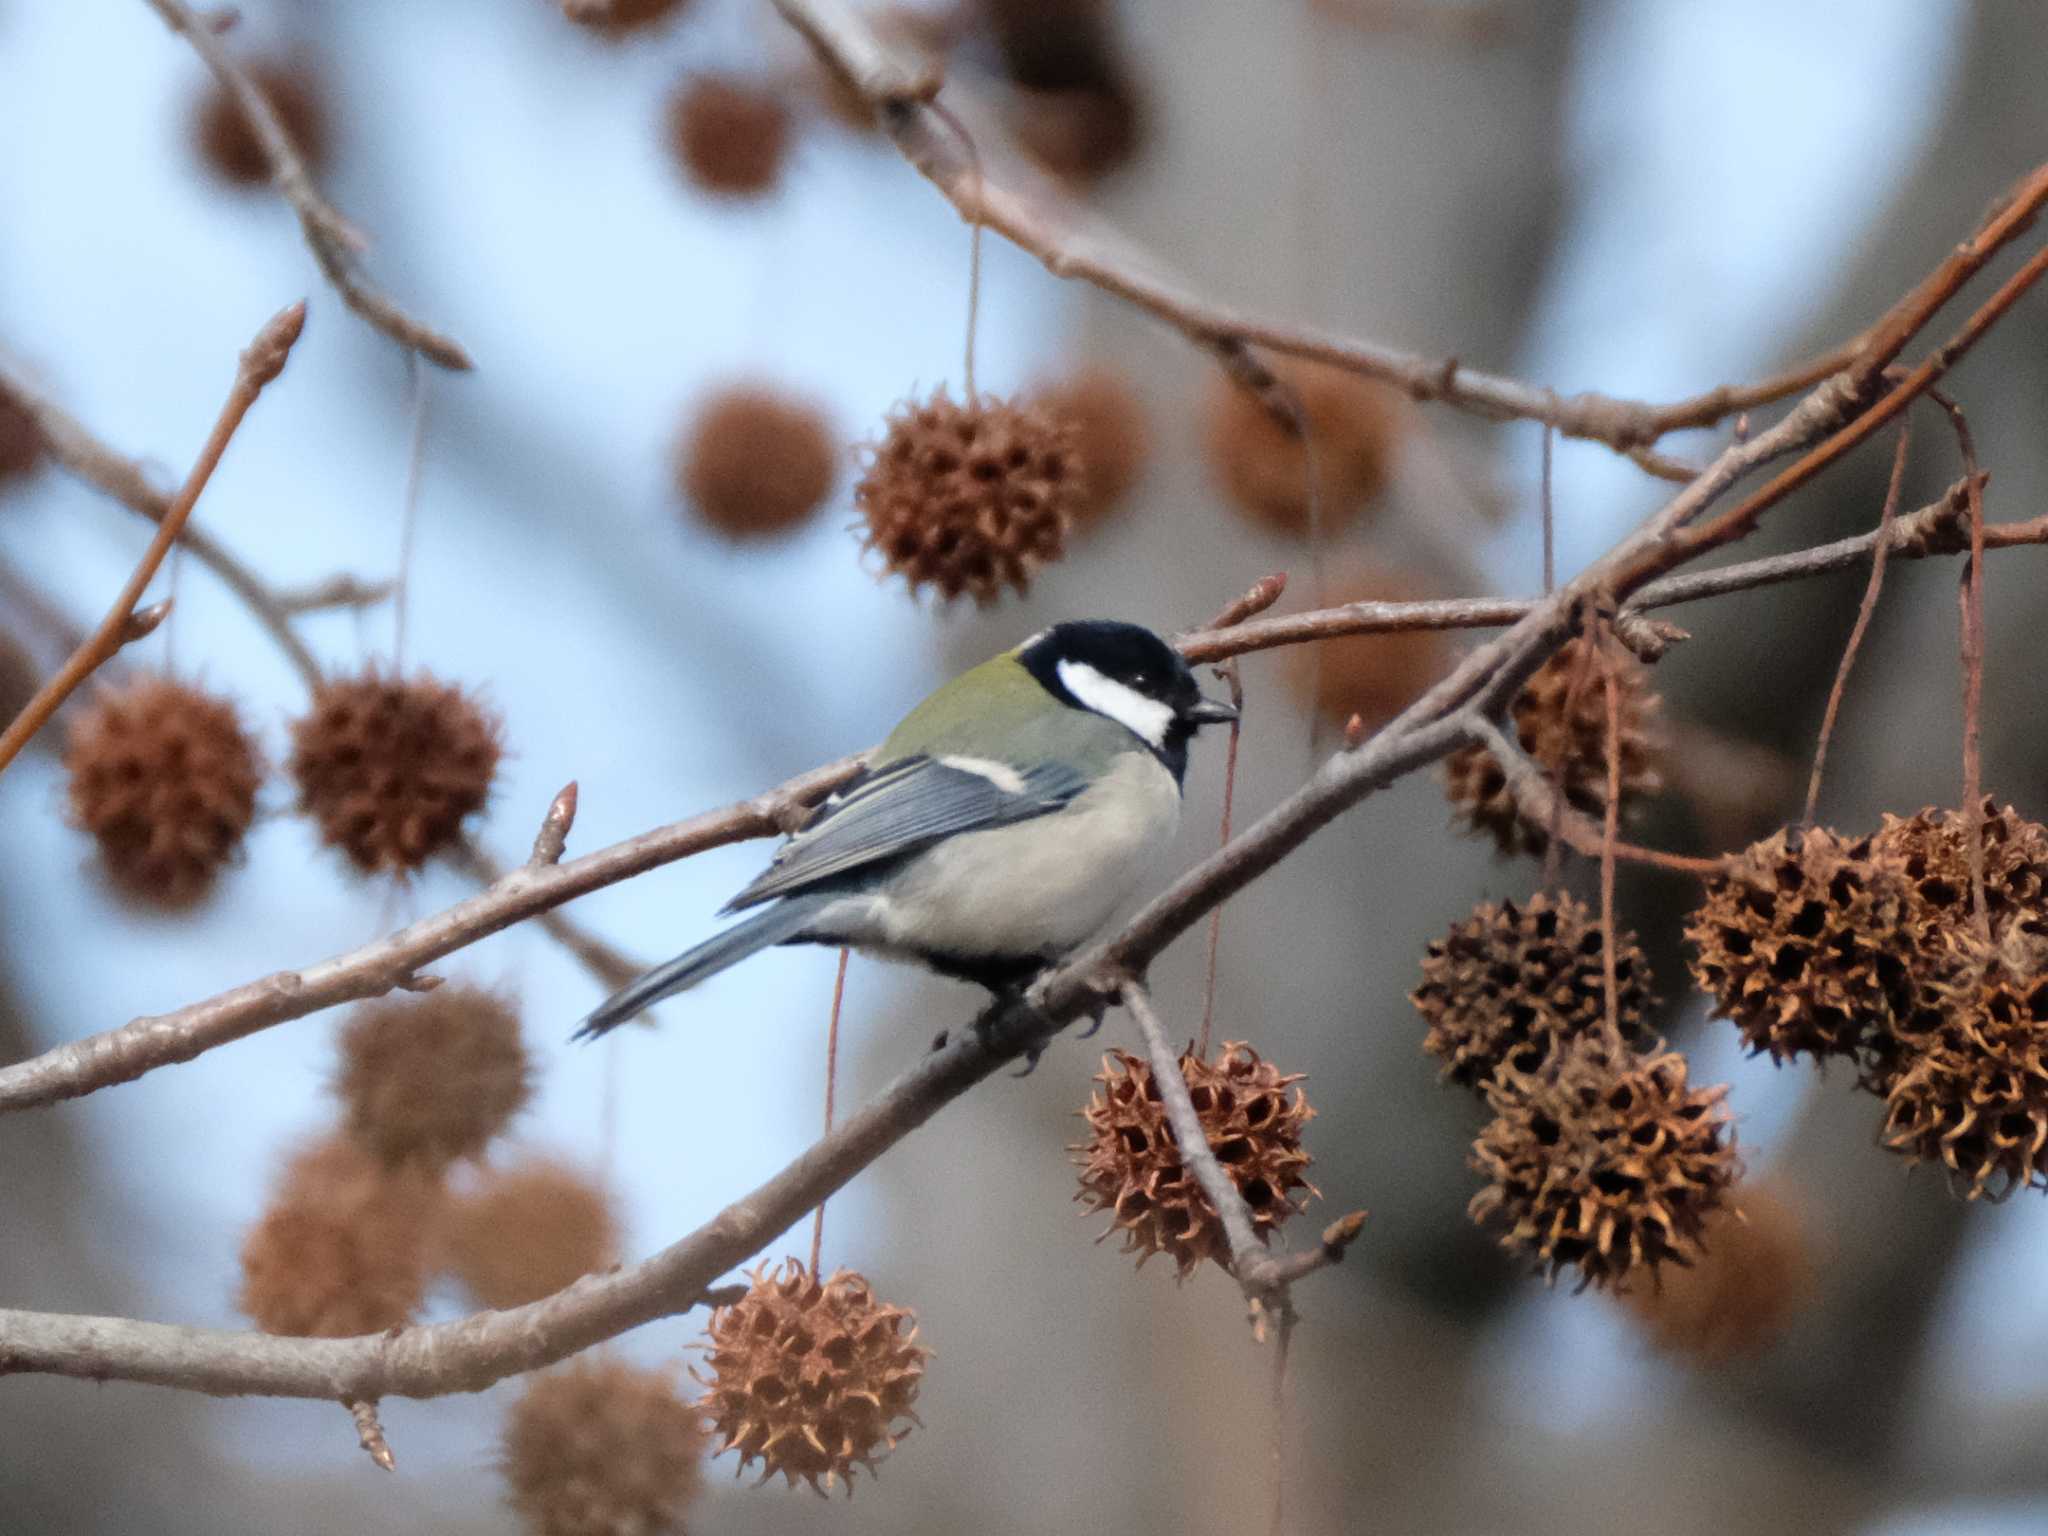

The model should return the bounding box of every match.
[817,752,1181,968]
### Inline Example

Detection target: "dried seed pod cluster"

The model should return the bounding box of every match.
[666,75,791,199]
[448,1158,620,1310]
[237,1136,445,1337]
[1468,1037,1738,1291]
[697,1259,928,1493]
[504,1357,706,1536]
[1203,360,1401,538]
[288,668,501,874]
[1684,799,2048,1199]
[335,987,533,1168]
[1442,634,1662,854]
[1619,1180,1814,1363]
[1028,366,1151,525]
[677,385,837,539]
[63,675,263,906]
[1413,891,1655,1090]
[855,389,1079,604]
[1072,1041,1316,1277]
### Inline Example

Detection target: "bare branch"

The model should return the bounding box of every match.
[0,302,304,776]
[270,573,396,615]
[448,836,650,994]
[140,0,473,371]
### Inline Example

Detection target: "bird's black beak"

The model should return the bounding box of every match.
[1186,696,1239,727]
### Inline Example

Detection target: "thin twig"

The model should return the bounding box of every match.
[1804,426,1912,824]
[1267,1300,1296,1536]
[448,837,650,993]
[0,302,304,776]
[270,573,396,615]
[1196,659,1243,1060]
[1932,393,1992,940]
[810,947,851,1276]
[1598,641,1623,1047]
[140,0,473,370]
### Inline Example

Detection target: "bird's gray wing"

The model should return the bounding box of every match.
[721,754,1088,912]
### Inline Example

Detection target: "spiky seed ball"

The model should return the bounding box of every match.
[1203,360,1401,538]
[1028,367,1151,524]
[504,1356,706,1536]
[0,382,43,484]
[676,386,837,539]
[559,0,694,36]
[854,389,1078,604]
[237,1135,445,1337]
[1469,1037,1737,1291]
[1442,635,1662,855]
[448,1158,620,1309]
[1874,800,2048,955]
[1282,565,1454,733]
[1413,891,1655,1091]
[1685,826,1906,1069]
[665,75,790,199]
[1619,1180,1814,1363]
[62,675,263,907]
[697,1258,928,1493]
[190,60,328,187]
[334,986,532,1168]
[288,669,500,875]
[1072,1041,1317,1277]
[1881,949,2048,1199]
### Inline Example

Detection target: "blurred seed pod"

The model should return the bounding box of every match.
[665,75,791,199]
[1005,78,1145,184]
[558,0,695,37]
[1469,1036,1737,1292]
[503,1356,705,1536]
[1413,891,1655,1092]
[1619,1179,1814,1363]
[63,674,263,907]
[1072,1041,1316,1277]
[676,385,838,539]
[448,1157,620,1309]
[190,59,328,188]
[1028,366,1151,525]
[0,626,38,727]
[1442,634,1661,855]
[287,668,501,875]
[1202,360,1402,538]
[1282,564,1455,734]
[1685,825,1905,1069]
[0,382,43,485]
[334,986,533,1169]
[855,388,1078,604]
[697,1258,928,1494]
[237,1135,445,1337]
[1880,944,2048,1199]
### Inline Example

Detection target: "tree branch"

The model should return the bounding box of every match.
[139,0,473,371]
[0,302,305,776]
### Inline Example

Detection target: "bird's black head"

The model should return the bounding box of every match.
[1019,620,1237,781]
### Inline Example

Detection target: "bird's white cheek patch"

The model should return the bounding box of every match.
[1057,659,1174,748]
[939,755,1029,794]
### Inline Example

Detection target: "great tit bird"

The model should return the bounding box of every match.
[574,620,1237,1040]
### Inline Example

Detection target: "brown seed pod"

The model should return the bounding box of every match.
[0,628,38,728]
[1874,800,2048,955]
[1005,78,1145,183]
[1618,1179,1814,1363]
[1413,891,1655,1092]
[0,382,43,484]
[559,0,694,37]
[696,1258,928,1494]
[1685,825,1906,1068]
[1028,366,1151,524]
[1072,1041,1317,1277]
[448,1157,620,1310]
[503,1356,705,1536]
[1203,360,1401,538]
[1469,1036,1737,1291]
[1881,948,2048,1199]
[334,986,533,1169]
[287,668,500,875]
[665,75,791,199]
[237,1135,445,1338]
[63,675,263,907]
[1442,634,1662,855]
[190,59,328,187]
[676,385,837,539]
[854,389,1078,604]
[1282,565,1455,733]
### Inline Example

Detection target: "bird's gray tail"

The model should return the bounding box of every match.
[572,894,834,1042]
